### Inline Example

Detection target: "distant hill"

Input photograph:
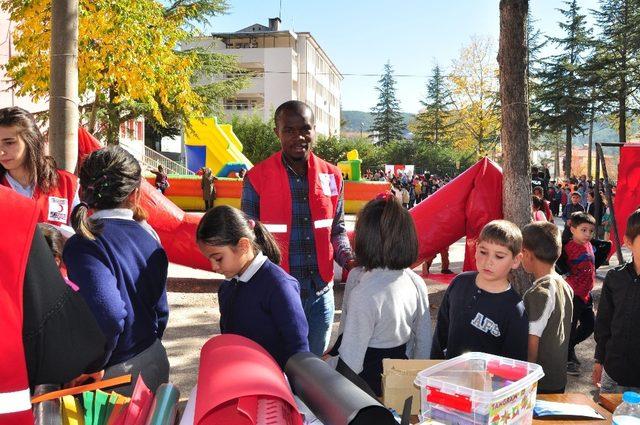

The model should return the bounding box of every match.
[342,110,414,133]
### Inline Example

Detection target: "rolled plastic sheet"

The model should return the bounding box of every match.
[613,142,640,252]
[143,384,179,425]
[284,352,397,425]
[194,334,303,425]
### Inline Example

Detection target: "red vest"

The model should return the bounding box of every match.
[1,169,78,226]
[0,185,38,424]
[246,152,341,283]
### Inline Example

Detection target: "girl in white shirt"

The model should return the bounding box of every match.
[325,192,432,396]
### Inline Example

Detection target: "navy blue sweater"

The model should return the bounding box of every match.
[431,272,528,361]
[63,219,169,367]
[219,259,310,369]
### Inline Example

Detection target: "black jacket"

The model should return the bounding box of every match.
[23,227,107,388]
[594,262,640,387]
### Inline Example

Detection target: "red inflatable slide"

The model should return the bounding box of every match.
[613,142,640,248]
[79,129,503,273]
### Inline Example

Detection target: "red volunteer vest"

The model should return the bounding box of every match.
[0,185,38,424]
[246,152,341,283]
[1,169,78,226]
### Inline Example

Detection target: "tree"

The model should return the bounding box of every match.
[499,0,532,295]
[370,62,405,144]
[591,0,640,143]
[527,14,549,139]
[413,65,455,144]
[1,0,248,144]
[230,115,281,164]
[448,36,501,157]
[533,0,592,177]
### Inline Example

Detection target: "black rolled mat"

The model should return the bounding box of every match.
[285,352,398,425]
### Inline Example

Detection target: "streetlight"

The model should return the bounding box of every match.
[360,122,365,138]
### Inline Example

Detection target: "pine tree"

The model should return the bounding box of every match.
[533,0,592,177]
[527,14,548,138]
[370,62,405,144]
[591,0,640,143]
[414,65,455,144]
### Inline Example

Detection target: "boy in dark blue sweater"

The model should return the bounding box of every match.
[431,220,528,361]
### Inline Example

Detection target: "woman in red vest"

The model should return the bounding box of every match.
[0,107,79,229]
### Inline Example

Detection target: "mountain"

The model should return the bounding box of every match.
[341,110,414,133]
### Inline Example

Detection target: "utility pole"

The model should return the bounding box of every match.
[49,0,79,172]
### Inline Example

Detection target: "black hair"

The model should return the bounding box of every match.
[531,195,544,210]
[196,205,281,264]
[354,195,418,270]
[274,100,315,128]
[38,223,64,259]
[625,209,640,242]
[478,220,522,256]
[0,106,58,192]
[72,145,145,240]
[522,222,561,265]
[569,211,596,228]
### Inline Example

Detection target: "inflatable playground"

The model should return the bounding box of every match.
[147,118,388,213]
[79,126,640,277]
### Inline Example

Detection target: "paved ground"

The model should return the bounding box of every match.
[162,216,631,402]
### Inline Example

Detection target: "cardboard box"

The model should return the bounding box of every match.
[381,359,442,416]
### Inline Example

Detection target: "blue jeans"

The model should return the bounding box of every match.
[300,279,335,356]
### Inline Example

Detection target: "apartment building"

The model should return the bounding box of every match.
[183,18,342,136]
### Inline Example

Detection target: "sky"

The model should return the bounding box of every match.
[206,0,601,114]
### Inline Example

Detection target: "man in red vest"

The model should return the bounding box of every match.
[242,101,356,356]
[0,186,105,424]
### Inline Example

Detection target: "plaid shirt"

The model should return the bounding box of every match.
[241,157,353,296]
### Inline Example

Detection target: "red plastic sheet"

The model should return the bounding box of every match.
[613,142,640,248]
[194,334,303,425]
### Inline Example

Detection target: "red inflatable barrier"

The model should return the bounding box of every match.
[411,157,503,271]
[79,129,503,272]
[613,142,640,249]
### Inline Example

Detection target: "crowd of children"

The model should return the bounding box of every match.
[3,105,639,404]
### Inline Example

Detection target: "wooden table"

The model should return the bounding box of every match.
[410,393,611,424]
[598,392,623,413]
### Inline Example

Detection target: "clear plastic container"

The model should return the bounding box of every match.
[414,352,544,424]
[613,392,640,425]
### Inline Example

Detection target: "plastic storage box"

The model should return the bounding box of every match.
[414,352,544,425]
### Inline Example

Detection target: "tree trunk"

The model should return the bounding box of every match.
[564,125,572,178]
[49,0,79,172]
[587,105,595,181]
[554,134,561,180]
[499,0,532,295]
[106,88,119,145]
[619,80,627,143]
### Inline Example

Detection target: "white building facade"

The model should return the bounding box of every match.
[183,18,342,136]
